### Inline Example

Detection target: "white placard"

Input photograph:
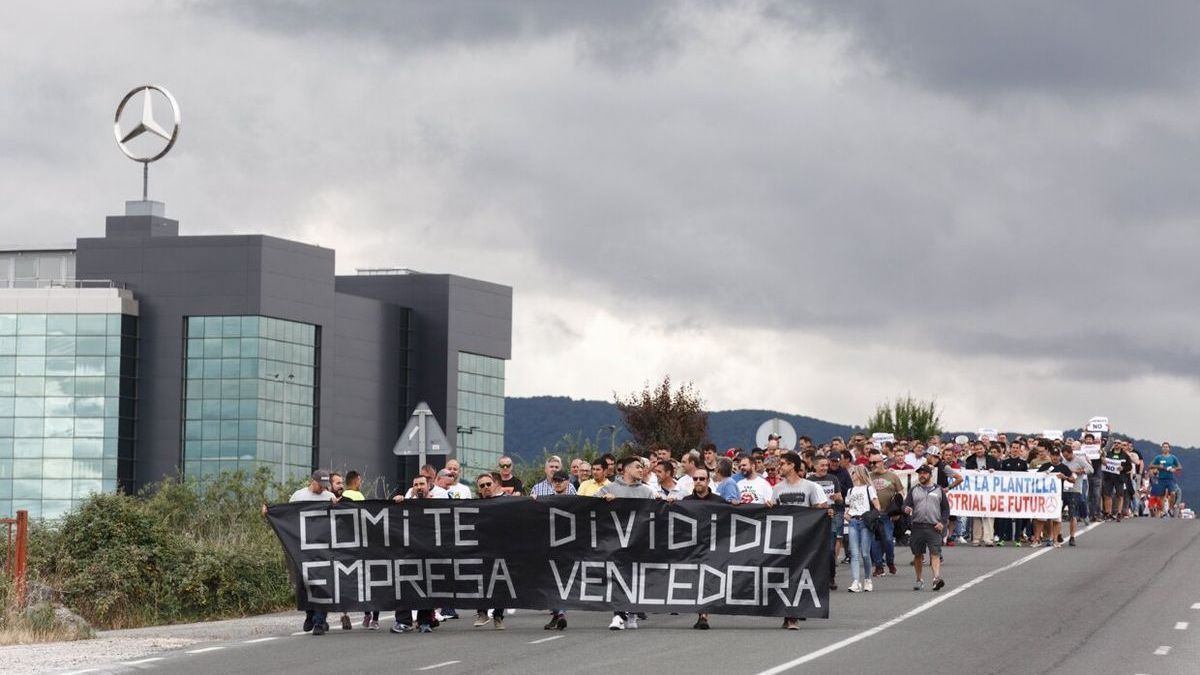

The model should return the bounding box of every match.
[1081,443,1102,461]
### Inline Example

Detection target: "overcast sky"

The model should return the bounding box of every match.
[3,1,1199,444]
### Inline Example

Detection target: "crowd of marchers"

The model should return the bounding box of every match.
[278,431,1184,636]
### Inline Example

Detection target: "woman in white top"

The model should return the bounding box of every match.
[845,465,881,593]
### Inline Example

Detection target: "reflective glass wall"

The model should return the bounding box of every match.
[456,351,505,478]
[183,316,319,483]
[0,313,137,518]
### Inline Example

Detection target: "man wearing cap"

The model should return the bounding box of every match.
[290,470,337,635]
[530,455,577,496]
[597,456,660,630]
[903,465,950,591]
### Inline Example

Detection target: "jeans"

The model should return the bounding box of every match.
[1088,466,1103,518]
[847,518,873,584]
[954,516,968,540]
[1077,479,1090,519]
[870,517,895,567]
[309,610,327,627]
[828,515,840,581]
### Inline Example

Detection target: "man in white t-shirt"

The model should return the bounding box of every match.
[443,459,473,499]
[286,470,336,635]
[736,455,774,505]
[439,463,473,499]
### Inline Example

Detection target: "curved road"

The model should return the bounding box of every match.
[64,519,1198,675]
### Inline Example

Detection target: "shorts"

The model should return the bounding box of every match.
[1150,482,1169,497]
[1062,492,1080,519]
[909,525,942,556]
[1148,496,1163,511]
[1101,475,1125,499]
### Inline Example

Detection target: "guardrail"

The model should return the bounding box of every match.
[2,510,28,607]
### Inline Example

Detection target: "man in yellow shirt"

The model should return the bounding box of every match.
[339,471,377,629]
[342,470,366,501]
[577,459,610,496]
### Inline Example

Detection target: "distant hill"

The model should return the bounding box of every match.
[504,396,857,457]
[504,396,1198,506]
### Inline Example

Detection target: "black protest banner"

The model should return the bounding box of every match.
[266,496,830,618]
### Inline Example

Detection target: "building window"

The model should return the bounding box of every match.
[0,313,137,519]
[455,351,505,479]
[182,316,319,484]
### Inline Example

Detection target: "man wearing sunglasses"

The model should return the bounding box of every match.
[497,456,523,495]
[472,473,508,629]
[683,466,724,629]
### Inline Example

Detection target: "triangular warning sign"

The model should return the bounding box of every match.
[393,401,452,457]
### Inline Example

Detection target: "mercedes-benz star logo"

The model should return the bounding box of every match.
[113,85,180,163]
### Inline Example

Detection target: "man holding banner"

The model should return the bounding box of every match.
[1033,448,1074,548]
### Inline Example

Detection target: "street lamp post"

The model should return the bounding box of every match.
[599,424,618,454]
[272,372,295,486]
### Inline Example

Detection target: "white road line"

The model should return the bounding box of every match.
[185,646,225,654]
[244,637,280,643]
[58,670,99,675]
[753,522,1102,675]
[417,661,461,671]
[121,658,165,665]
[290,631,308,636]
[1174,622,1189,630]
[1154,646,1171,655]
[1192,602,1200,609]
[529,635,564,644]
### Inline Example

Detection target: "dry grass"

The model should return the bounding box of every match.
[0,601,93,646]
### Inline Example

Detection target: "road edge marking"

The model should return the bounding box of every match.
[417,661,462,671]
[753,522,1102,675]
[529,635,565,644]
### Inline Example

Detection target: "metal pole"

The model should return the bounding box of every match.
[418,412,427,470]
[13,510,28,608]
[142,161,149,201]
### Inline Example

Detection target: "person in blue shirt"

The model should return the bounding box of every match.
[1151,442,1183,516]
[713,457,741,503]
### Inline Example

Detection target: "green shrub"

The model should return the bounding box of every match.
[27,467,295,629]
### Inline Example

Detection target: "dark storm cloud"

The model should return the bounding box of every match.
[792,1,1200,96]
[199,0,682,67]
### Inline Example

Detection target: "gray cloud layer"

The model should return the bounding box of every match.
[3,1,1199,438]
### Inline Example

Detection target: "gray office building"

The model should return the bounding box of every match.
[0,202,512,518]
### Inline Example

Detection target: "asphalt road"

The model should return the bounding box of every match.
[60,518,1199,675]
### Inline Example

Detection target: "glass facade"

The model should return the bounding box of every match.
[0,313,137,519]
[455,351,505,479]
[182,316,319,483]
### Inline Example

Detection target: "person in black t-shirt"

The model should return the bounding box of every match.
[683,466,725,630]
[496,455,524,495]
[1100,443,1133,520]
[999,443,1030,545]
[1034,448,1074,548]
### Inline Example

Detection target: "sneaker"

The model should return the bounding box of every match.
[362,615,371,629]
[782,618,800,630]
[1068,537,1076,547]
[887,564,897,575]
[1014,540,1022,547]
[864,579,874,592]
[872,566,885,577]
[1045,539,1054,548]
[848,580,863,593]
[637,612,647,620]
[369,620,380,631]
[544,613,562,630]
[608,615,625,631]
[341,614,352,631]
[418,624,432,633]
[913,579,925,591]
[441,608,459,619]
[391,622,413,634]
[493,616,505,630]
[626,615,639,630]
[946,539,956,547]
[312,623,326,636]
[932,577,945,591]
[694,616,710,630]
[555,615,567,630]
[302,616,314,632]
[474,613,491,628]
